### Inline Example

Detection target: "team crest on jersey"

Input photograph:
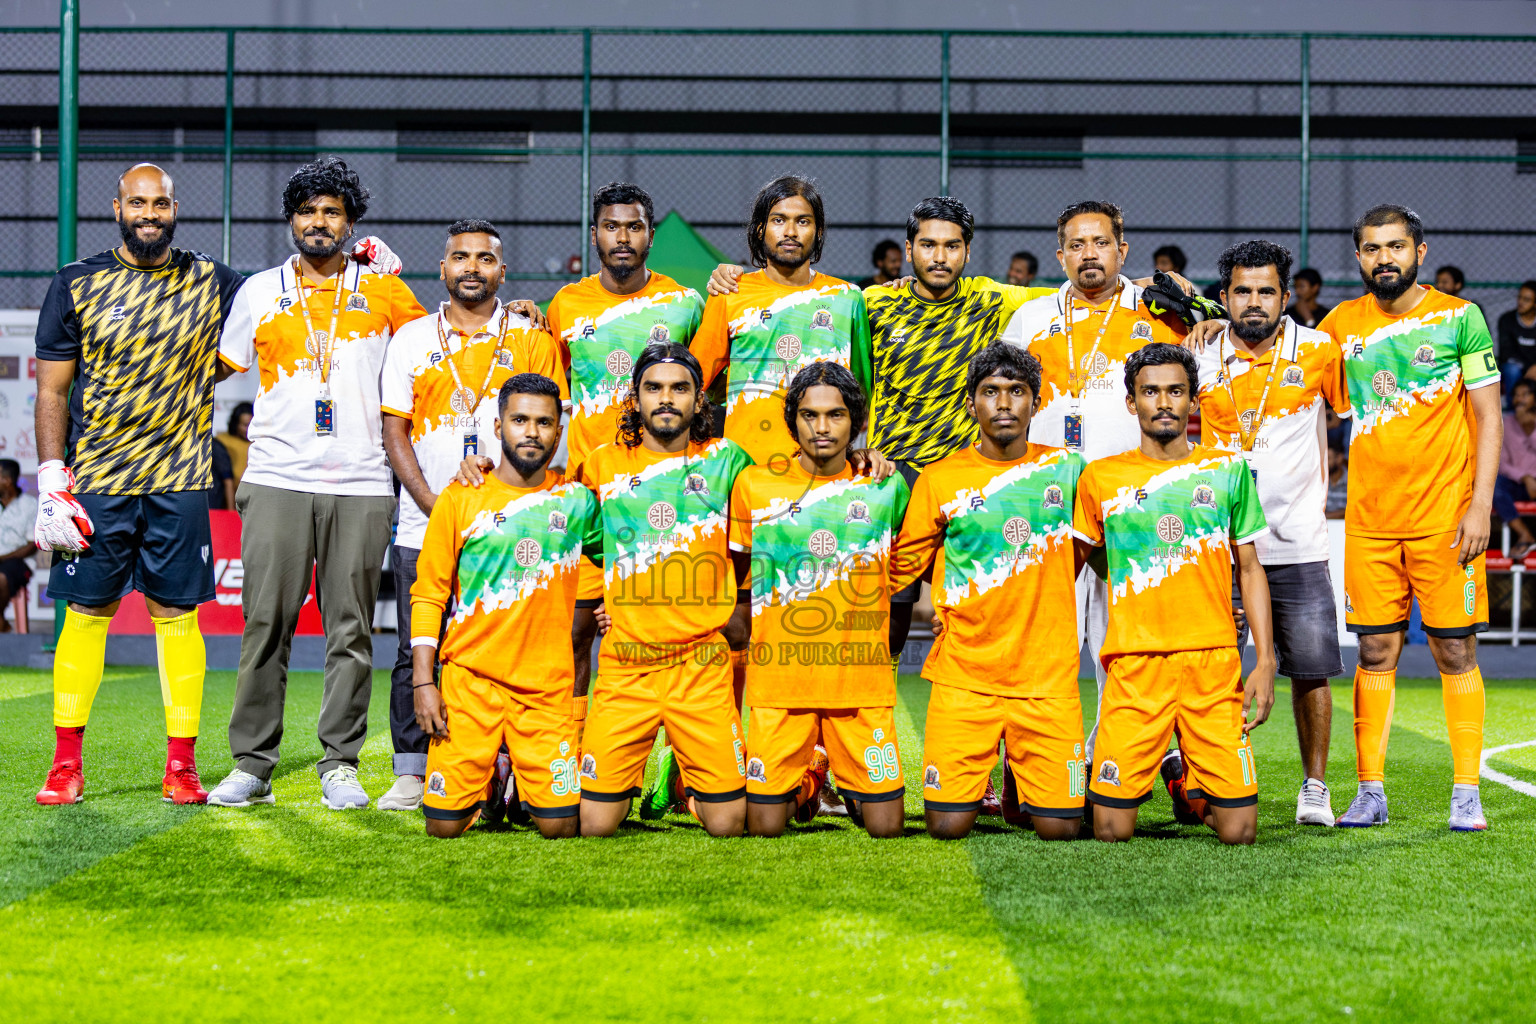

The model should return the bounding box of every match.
[606,349,633,377]
[924,765,942,791]
[1410,344,1435,368]
[427,771,447,798]
[346,293,370,313]
[1002,516,1032,546]
[811,308,834,330]
[1157,514,1185,544]
[1131,320,1154,341]
[647,501,678,530]
[580,754,597,780]
[513,538,542,568]
[497,349,515,369]
[746,757,767,783]
[683,473,709,496]
[1345,592,1354,614]
[1190,484,1217,509]
[1281,365,1305,388]
[1371,369,1397,398]
[968,495,986,511]
[808,528,838,559]
[1096,760,1120,787]
[649,323,670,343]
[844,500,871,524]
[775,334,803,361]
[548,511,568,535]
[1042,484,1065,510]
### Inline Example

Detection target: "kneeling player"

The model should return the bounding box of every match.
[411,374,601,838]
[891,344,1086,840]
[576,345,753,838]
[1073,343,1276,845]
[730,363,909,838]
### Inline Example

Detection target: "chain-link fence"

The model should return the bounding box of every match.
[4,27,1535,319]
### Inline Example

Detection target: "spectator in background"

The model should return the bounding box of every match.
[1496,378,1536,558]
[1496,280,1536,396]
[1436,264,1483,321]
[1006,250,1037,286]
[856,239,903,288]
[1287,268,1330,328]
[0,459,37,631]
[1153,244,1186,275]
[208,438,235,510]
[1325,444,1347,520]
[216,401,253,488]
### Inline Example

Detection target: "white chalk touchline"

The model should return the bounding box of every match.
[1480,739,1536,798]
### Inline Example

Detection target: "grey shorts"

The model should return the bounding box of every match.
[1232,560,1345,680]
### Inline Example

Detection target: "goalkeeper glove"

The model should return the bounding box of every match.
[34,460,94,553]
[1141,272,1228,327]
[351,236,402,275]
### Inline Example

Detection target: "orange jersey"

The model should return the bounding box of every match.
[1072,445,1268,662]
[382,301,567,548]
[548,272,705,466]
[691,271,872,467]
[1319,288,1499,538]
[1002,278,1186,461]
[891,444,1084,698]
[576,438,754,675]
[727,461,909,709]
[411,472,601,708]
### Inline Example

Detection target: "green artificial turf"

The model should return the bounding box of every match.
[1,668,1533,1023]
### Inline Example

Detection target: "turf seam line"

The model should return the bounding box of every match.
[1481,739,1536,798]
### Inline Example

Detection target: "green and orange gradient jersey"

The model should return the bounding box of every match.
[411,472,602,708]
[690,271,872,467]
[575,437,754,674]
[1072,445,1268,663]
[891,443,1084,698]
[548,272,705,466]
[1318,288,1499,539]
[728,462,908,709]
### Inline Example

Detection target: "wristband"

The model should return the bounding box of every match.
[413,682,437,690]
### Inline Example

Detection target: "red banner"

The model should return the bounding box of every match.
[108,510,324,635]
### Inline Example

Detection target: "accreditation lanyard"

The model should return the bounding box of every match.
[436,304,510,457]
[1061,285,1121,449]
[292,255,348,396]
[1219,320,1285,455]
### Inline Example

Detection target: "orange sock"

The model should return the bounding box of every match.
[571,696,587,756]
[794,768,819,813]
[1354,667,1397,782]
[731,648,748,713]
[1441,668,1485,785]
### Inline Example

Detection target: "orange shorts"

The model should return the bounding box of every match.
[1088,648,1257,809]
[1345,531,1488,637]
[921,683,1084,818]
[580,640,746,803]
[423,662,580,821]
[745,705,904,804]
[576,556,604,606]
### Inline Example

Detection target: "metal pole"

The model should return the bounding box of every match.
[580,28,592,277]
[1298,34,1312,270]
[57,0,78,268]
[222,29,235,263]
[939,31,951,196]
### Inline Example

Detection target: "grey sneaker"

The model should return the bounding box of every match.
[320,765,370,810]
[378,774,424,811]
[1295,778,1335,826]
[1335,787,1388,828]
[1449,786,1488,832]
[207,769,275,808]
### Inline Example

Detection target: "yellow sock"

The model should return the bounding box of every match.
[53,608,112,728]
[1353,667,1396,783]
[1441,668,1485,786]
[153,610,205,738]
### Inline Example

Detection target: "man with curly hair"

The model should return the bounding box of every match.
[208,158,426,810]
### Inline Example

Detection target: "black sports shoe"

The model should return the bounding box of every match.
[1160,750,1203,825]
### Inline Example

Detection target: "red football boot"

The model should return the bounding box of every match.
[980,776,1003,816]
[38,760,85,805]
[1000,769,1030,827]
[163,759,209,805]
[795,747,832,824]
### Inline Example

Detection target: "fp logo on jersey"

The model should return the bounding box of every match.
[1156,513,1185,544]
[647,501,677,531]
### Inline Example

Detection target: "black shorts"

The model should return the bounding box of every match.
[1232,560,1345,680]
[46,491,215,609]
[0,556,30,596]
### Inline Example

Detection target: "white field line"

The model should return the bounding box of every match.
[1480,739,1536,798]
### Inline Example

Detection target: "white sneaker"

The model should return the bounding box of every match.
[207,769,275,808]
[378,774,424,811]
[320,765,370,810]
[1295,778,1334,826]
[1449,785,1488,832]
